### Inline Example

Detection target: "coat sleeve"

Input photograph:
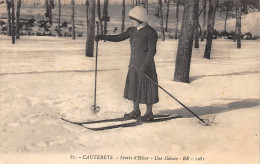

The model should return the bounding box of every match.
[104,27,132,42]
[140,30,158,72]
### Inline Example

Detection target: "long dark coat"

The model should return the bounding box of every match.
[105,25,159,104]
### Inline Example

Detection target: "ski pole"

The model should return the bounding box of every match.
[91,21,100,113]
[134,66,209,126]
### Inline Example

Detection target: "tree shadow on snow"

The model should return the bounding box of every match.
[190,71,260,82]
[157,99,260,118]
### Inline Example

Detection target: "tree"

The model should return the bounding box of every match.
[86,0,95,57]
[237,0,242,48]
[233,5,238,42]
[132,0,135,8]
[174,0,198,83]
[58,0,61,37]
[49,0,53,25]
[174,0,180,39]
[16,0,22,39]
[45,0,49,18]
[6,0,11,36]
[121,0,125,33]
[45,0,53,25]
[97,0,103,35]
[219,0,233,32]
[201,0,206,41]
[145,0,149,13]
[11,0,15,44]
[71,0,75,39]
[165,0,170,32]
[86,0,89,24]
[102,0,109,38]
[203,0,218,59]
[194,0,199,48]
[158,0,165,41]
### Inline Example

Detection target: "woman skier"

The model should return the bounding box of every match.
[95,6,159,121]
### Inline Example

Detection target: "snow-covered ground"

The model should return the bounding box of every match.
[0,35,259,164]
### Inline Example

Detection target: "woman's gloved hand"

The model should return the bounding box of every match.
[131,65,144,76]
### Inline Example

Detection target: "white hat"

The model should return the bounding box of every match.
[129,6,148,23]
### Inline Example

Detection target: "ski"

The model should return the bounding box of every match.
[70,115,183,131]
[61,114,171,125]
[82,121,142,131]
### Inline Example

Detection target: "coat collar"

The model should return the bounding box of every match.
[136,23,148,30]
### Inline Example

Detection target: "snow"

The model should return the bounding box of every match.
[0,35,259,163]
[215,11,260,38]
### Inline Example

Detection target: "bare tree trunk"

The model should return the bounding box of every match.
[201,0,206,41]
[234,7,238,42]
[121,0,125,33]
[11,0,15,44]
[49,0,53,25]
[224,10,228,32]
[194,0,199,48]
[16,0,22,39]
[174,0,197,83]
[237,1,242,49]
[203,0,217,59]
[86,0,95,57]
[174,0,179,39]
[71,0,75,39]
[165,0,170,32]
[58,0,61,37]
[145,0,148,13]
[6,0,11,36]
[97,0,103,35]
[103,0,109,39]
[86,0,89,24]
[243,2,248,14]
[258,0,260,11]
[158,0,165,41]
[45,0,49,18]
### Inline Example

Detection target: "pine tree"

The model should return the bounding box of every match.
[103,0,109,38]
[71,0,75,39]
[201,0,206,41]
[237,0,242,48]
[145,0,149,13]
[174,0,179,39]
[97,0,103,35]
[174,0,197,83]
[158,0,165,41]
[165,0,170,32]
[194,0,199,48]
[11,0,15,44]
[86,0,96,57]
[86,0,89,24]
[16,0,22,39]
[6,0,11,36]
[121,0,125,33]
[203,0,218,59]
[58,0,61,37]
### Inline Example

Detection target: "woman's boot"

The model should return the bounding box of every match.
[141,104,154,121]
[124,101,141,119]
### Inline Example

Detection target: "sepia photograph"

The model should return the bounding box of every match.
[0,0,259,164]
